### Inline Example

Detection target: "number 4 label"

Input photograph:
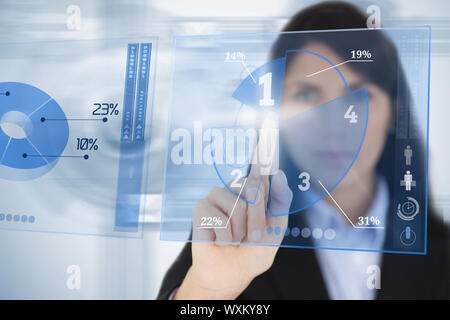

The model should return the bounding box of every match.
[344,105,358,123]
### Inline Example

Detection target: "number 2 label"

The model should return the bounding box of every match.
[231,169,243,188]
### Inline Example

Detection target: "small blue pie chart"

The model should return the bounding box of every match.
[0,82,69,180]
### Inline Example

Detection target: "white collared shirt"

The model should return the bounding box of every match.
[304,176,389,300]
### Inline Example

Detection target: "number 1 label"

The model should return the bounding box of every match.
[259,72,275,107]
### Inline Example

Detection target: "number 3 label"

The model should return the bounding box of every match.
[298,172,311,191]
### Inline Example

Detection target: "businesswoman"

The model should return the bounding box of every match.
[158,2,449,299]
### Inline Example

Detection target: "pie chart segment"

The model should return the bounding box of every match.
[2,138,48,168]
[0,129,9,156]
[28,99,69,158]
[232,57,286,109]
[272,86,369,216]
[1,82,52,114]
[0,82,69,180]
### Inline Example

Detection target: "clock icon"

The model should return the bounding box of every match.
[397,197,420,221]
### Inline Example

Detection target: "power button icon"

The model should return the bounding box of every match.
[400,226,416,246]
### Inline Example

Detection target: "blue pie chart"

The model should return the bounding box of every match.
[214,50,369,217]
[0,82,69,180]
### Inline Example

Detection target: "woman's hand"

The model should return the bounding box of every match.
[174,161,293,300]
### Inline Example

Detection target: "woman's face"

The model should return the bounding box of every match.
[279,41,391,187]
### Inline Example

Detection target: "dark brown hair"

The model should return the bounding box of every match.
[271,2,434,250]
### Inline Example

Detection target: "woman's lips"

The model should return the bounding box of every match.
[313,150,353,165]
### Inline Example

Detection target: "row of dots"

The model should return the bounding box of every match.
[0,214,35,223]
[266,226,336,240]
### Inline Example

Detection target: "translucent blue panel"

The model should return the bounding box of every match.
[162,27,430,254]
[0,38,158,238]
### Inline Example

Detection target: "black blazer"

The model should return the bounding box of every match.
[157,210,449,299]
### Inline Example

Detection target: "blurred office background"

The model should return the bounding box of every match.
[0,0,449,299]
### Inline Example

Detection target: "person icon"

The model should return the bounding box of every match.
[404,145,412,166]
[404,171,412,191]
[400,170,416,191]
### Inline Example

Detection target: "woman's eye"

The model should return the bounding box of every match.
[293,90,317,103]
